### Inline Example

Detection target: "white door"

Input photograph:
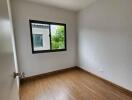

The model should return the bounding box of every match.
[0,0,19,100]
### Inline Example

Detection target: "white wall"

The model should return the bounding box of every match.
[32,27,50,51]
[78,0,132,91]
[11,0,77,77]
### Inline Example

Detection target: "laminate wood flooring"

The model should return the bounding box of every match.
[20,68,132,100]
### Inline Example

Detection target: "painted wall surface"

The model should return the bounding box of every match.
[11,0,77,77]
[32,27,50,51]
[78,0,132,91]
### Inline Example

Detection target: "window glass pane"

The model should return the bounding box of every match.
[51,25,65,50]
[31,23,50,51]
[33,34,43,47]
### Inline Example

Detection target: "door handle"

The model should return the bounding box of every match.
[13,72,25,78]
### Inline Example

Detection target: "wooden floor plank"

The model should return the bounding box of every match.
[20,68,132,100]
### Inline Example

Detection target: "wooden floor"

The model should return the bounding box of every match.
[20,68,132,100]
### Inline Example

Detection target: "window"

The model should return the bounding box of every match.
[29,20,66,53]
[33,34,43,48]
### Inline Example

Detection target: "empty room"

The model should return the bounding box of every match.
[0,0,132,100]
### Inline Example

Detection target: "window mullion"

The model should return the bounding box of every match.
[49,24,52,50]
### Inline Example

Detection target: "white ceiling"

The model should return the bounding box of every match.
[24,0,96,11]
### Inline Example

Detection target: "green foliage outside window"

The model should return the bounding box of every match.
[51,26,65,49]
